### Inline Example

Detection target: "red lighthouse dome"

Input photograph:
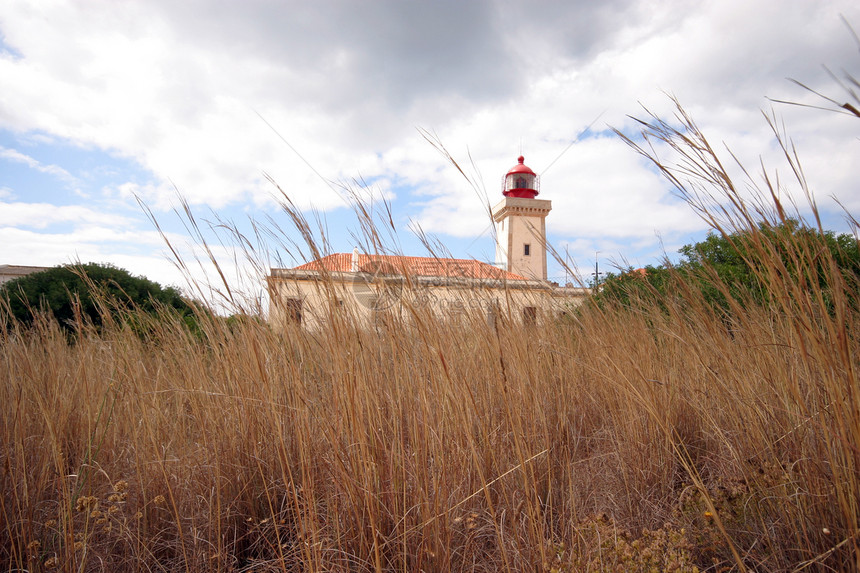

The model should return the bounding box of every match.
[502,156,539,198]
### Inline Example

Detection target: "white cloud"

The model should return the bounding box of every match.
[0,223,264,309]
[0,146,78,185]
[0,0,859,283]
[0,201,133,229]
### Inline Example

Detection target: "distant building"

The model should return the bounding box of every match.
[0,265,50,286]
[267,156,588,329]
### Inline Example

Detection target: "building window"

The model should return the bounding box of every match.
[285,298,303,325]
[523,306,537,326]
[524,243,531,256]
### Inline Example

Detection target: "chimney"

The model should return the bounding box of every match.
[351,247,360,272]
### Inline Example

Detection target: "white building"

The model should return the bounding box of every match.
[0,265,50,286]
[267,156,588,329]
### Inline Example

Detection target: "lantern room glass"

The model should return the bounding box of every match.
[506,173,536,191]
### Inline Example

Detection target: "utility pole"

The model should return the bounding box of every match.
[592,251,602,293]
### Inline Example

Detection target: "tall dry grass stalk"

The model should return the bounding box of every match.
[2,102,859,572]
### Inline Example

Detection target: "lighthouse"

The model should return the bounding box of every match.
[491,156,552,281]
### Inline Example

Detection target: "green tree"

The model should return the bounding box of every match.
[0,262,199,332]
[595,220,860,314]
[592,264,674,310]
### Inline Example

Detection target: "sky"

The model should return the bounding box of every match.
[1,0,859,309]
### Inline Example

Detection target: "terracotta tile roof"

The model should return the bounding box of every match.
[0,265,51,283]
[0,265,51,275]
[294,253,528,281]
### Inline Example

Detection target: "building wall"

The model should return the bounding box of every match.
[0,265,50,286]
[268,271,587,331]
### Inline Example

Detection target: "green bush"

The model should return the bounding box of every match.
[0,262,198,333]
[595,220,860,316]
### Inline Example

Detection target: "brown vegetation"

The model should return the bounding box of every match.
[2,103,859,571]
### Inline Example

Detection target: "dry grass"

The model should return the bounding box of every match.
[2,104,860,572]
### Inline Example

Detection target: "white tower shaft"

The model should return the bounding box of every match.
[492,197,552,281]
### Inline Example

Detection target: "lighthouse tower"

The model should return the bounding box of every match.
[491,156,552,281]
